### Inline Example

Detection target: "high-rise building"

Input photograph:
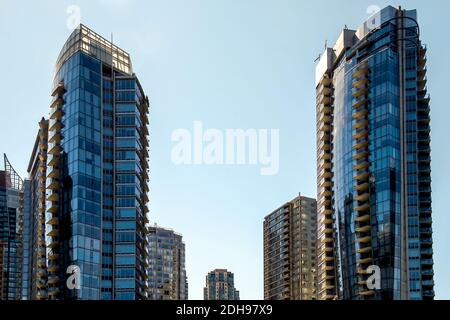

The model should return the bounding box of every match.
[0,155,23,300]
[20,118,49,300]
[42,24,150,300]
[147,224,187,300]
[204,269,239,300]
[263,194,317,300]
[315,6,433,300]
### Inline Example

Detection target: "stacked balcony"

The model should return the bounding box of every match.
[417,45,434,300]
[316,74,336,300]
[46,82,65,300]
[36,119,49,299]
[351,62,374,298]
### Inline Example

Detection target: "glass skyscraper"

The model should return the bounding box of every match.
[315,6,433,300]
[0,155,23,300]
[43,24,150,300]
[147,224,187,300]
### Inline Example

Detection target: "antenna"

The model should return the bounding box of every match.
[110,32,115,67]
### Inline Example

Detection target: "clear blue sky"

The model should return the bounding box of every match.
[0,0,449,300]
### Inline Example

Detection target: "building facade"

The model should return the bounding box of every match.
[315,6,433,300]
[42,24,150,300]
[204,269,239,300]
[0,155,23,300]
[147,225,187,300]
[20,118,49,300]
[263,194,317,300]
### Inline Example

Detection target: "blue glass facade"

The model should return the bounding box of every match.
[45,25,149,300]
[316,6,434,300]
[0,156,23,300]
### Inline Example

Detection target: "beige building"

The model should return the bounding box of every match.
[204,269,239,300]
[263,194,317,300]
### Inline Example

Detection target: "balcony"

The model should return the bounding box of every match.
[47,180,60,190]
[353,64,369,78]
[355,202,370,212]
[318,103,331,114]
[318,112,332,123]
[49,121,64,132]
[47,202,59,213]
[354,160,369,171]
[47,216,59,226]
[421,248,433,257]
[319,170,333,180]
[50,96,64,109]
[353,128,368,140]
[352,109,368,120]
[352,77,368,88]
[47,287,60,297]
[47,229,59,237]
[355,182,369,192]
[48,253,60,261]
[320,76,332,86]
[48,145,62,155]
[355,225,370,233]
[358,257,372,264]
[353,150,369,161]
[318,122,331,132]
[421,259,433,266]
[357,245,372,254]
[420,217,432,225]
[319,177,332,188]
[355,213,370,223]
[47,275,60,285]
[353,98,368,109]
[353,119,368,130]
[318,85,332,96]
[319,152,332,161]
[352,88,368,99]
[317,139,331,151]
[422,280,434,288]
[318,159,332,170]
[353,139,369,151]
[360,290,375,296]
[47,265,59,273]
[422,269,434,277]
[50,107,64,120]
[318,95,332,105]
[354,171,370,181]
[356,236,371,243]
[47,192,59,202]
[48,132,63,144]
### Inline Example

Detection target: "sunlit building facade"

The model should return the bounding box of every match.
[263,194,317,300]
[204,269,240,300]
[147,225,187,300]
[44,24,150,300]
[20,119,49,300]
[315,6,433,300]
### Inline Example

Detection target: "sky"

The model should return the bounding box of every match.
[0,0,449,300]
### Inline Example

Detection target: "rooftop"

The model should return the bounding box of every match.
[54,24,133,78]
